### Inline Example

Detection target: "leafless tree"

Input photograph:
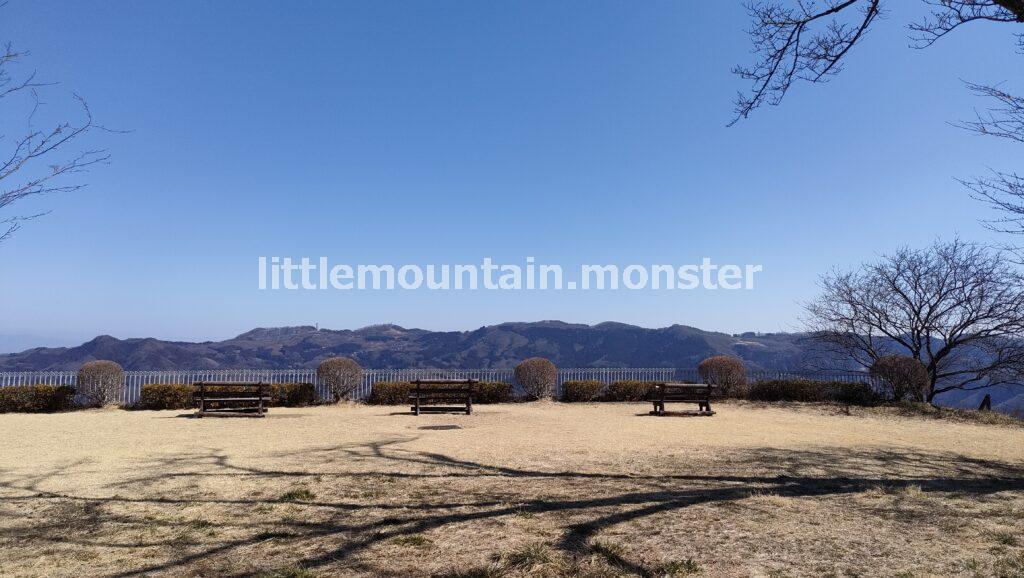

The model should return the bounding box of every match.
[805,240,1024,402]
[0,37,109,242]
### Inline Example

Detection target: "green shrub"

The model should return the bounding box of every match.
[475,381,513,404]
[271,383,316,407]
[748,380,878,405]
[823,381,878,405]
[0,384,76,413]
[560,380,604,402]
[748,379,821,402]
[368,381,413,405]
[138,383,194,410]
[605,380,656,401]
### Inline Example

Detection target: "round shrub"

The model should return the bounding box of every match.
[317,357,363,402]
[560,380,604,402]
[77,360,124,406]
[870,355,929,402]
[698,355,747,397]
[514,357,557,400]
[605,380,656,401]
[368,381,413,405]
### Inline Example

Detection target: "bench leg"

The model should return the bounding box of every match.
[414,397,420,416]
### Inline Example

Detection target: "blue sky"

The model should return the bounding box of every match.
[0,1,1020,350]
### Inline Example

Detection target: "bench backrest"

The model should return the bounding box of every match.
[652,382,714,400]
[194,382,267,398]
[411,379,477,396]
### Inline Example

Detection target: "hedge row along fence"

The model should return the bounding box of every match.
[0,368,880,407]
[136,383,316,410]
[559,379,880,406]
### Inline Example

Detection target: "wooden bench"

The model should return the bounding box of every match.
[649,382,715,416]
[193,381,270,417]
[409,379,477,415]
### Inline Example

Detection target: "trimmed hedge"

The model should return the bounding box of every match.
[272,382,316,407]
[137,383,194,410]
[475,381,514,404]
[605,380,656,402]
[748,380,878,405]
[135,382,317,410]
[0,384,76,413]
[368,381,414,405]
[367,381,514,405]
[560,380,604,402]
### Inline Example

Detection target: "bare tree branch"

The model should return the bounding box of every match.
[0,40,110,244]
[956,82,1024,240]
[910,1,1022,47]
[959,81,1024,143]
[731,0,881,125]
[732,1,1024,123]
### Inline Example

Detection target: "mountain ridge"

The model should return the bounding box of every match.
[0,321,810,372]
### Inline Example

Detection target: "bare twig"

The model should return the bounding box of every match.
[0,41,110,243]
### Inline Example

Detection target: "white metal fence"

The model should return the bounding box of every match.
[0,367,876,406]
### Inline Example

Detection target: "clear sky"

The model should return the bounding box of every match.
[0,1,1019,351]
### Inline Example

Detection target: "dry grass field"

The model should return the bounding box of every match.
[1,401,1024,578]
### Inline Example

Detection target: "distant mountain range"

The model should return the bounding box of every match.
[1,321,1021,415]
[0,321,815,372]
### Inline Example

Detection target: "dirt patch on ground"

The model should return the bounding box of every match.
[1,401,1023,577]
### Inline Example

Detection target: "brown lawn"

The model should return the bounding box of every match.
[1,401,1023,577]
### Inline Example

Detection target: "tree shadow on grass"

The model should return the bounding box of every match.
[1,441,1023,577]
